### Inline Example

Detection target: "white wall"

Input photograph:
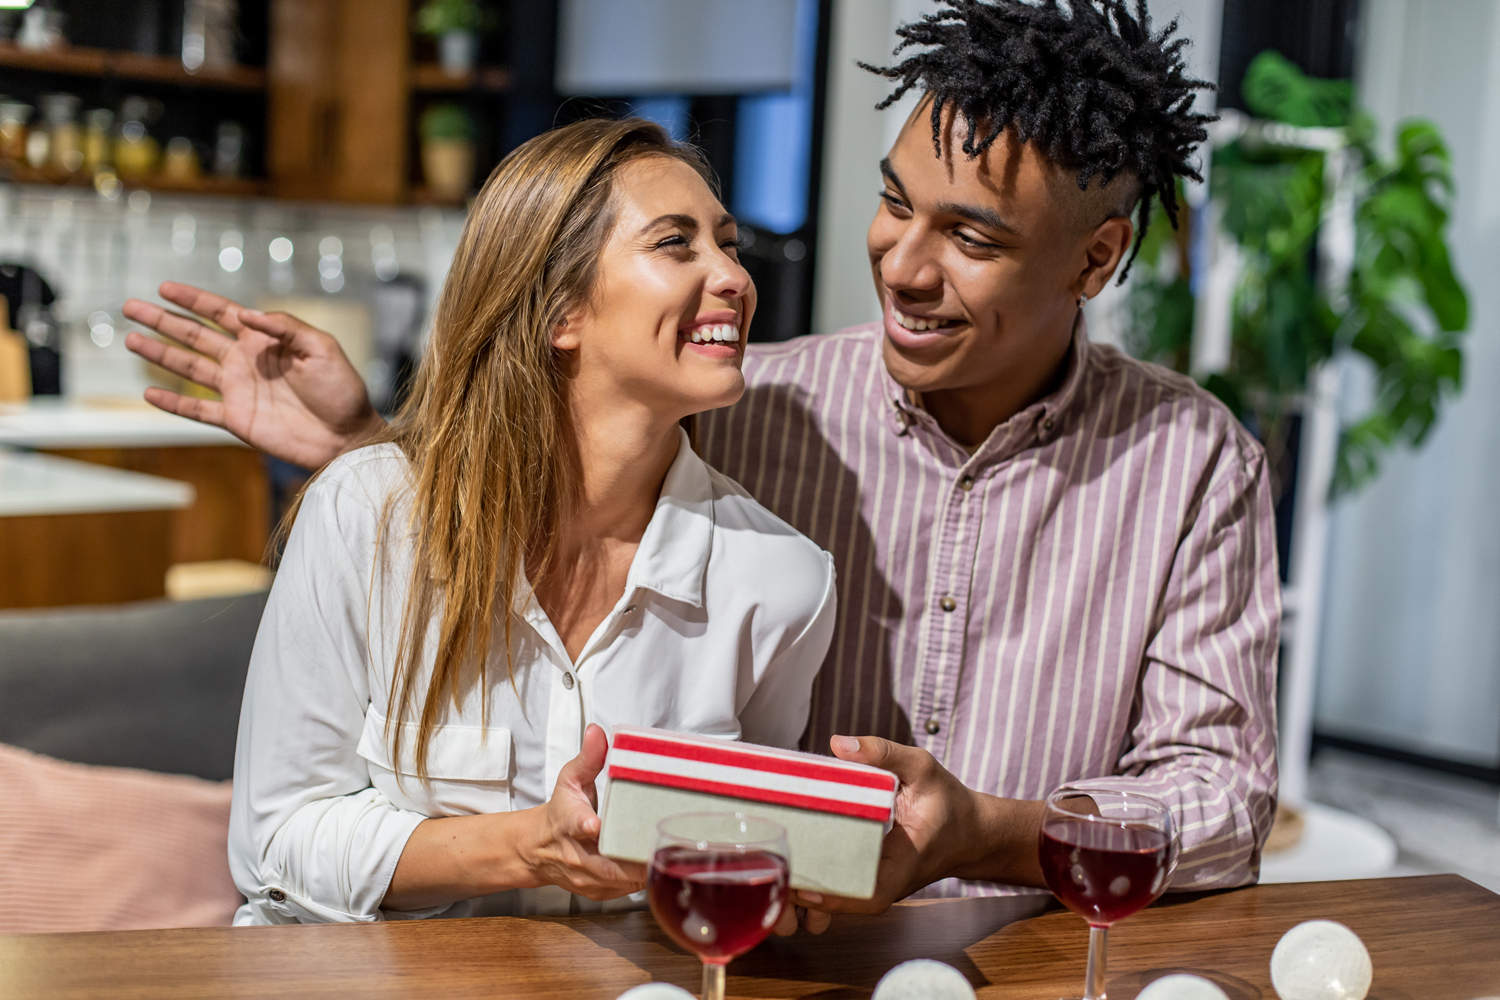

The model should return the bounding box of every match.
[811,0,914,336]
[1316,0,1500,767]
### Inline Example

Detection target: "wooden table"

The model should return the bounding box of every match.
[2,876,1496,999]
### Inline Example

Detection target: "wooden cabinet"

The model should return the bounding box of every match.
[267,0,412,203]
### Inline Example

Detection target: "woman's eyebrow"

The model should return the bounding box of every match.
[640,213,699,234]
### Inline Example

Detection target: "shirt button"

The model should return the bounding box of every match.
[958,474,974,492]
[925,719,941,735]
[1042,416,1056,431]
[562,672,575,690]
[267,888,286,902]
[939,596,957,613]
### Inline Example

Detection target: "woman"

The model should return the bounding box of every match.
[228,118,836,924]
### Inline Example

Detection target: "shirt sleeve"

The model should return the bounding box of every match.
[1073,448,1281,891]
[737,551,838,750]
[228,456,434,924]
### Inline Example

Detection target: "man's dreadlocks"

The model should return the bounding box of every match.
[861,0,1214,281]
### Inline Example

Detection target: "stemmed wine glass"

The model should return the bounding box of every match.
[1038,784,1180,1000]
[647,812,791,1000]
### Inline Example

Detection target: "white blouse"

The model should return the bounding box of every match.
[228,430,836,925]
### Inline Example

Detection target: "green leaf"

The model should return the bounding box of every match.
[1241,51,1353,127]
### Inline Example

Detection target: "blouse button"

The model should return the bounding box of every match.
[1042,415,1056,431]
[939,596,957,613]
[562,672,575,690]
[925,719,941,735]
[267,888,287,903]
[959,474,974,492]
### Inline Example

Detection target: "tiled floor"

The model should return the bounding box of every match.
[1307,748,1500,893]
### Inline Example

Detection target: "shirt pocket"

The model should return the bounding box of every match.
[356,709,513,817]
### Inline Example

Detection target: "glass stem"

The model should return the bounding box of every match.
[701,960,727,1000]
[1083,925,1108,1000]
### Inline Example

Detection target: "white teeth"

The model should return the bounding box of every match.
[688,323,740,344]
[894,308,947,332]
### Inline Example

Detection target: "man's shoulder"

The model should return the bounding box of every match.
[1084,342,1266,491]
[742,323,884,389]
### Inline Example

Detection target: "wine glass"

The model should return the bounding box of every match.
[1038,784,1180,1000]
[647,812,791,1000]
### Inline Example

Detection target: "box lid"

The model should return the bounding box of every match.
[606,726,898,823]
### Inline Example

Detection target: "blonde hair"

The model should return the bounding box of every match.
[281,118,714,778]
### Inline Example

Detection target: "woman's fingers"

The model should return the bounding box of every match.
[157,281,251,334]
[142,386,227,427]
[125,332,226,392]
[122,301,235,361]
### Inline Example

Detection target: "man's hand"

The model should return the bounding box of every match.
[784,735,1046,930]
[123,282,386,469]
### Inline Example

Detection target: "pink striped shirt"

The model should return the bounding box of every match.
[698,317,1280,896]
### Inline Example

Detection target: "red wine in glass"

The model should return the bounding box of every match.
[1039,786,1179,1000]
[1038,821,1172,926]
[647,846,790,961]
[648,813,791,1000]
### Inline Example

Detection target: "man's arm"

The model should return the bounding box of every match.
[1069,453,1281,890]
[123,282,385,469]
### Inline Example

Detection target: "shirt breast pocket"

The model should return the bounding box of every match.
[356,710,513,817]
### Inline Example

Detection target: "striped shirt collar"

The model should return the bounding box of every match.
[882,311,1092,468]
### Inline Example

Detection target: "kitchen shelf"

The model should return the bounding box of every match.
[0,42,266,91]
[410,63,510,92]
[0,164,266,198]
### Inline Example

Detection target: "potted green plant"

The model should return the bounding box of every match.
[414,0,490,75]
[1128,51,1469,499]
[419,103,475,203]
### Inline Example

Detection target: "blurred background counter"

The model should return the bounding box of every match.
[0,446,191,607]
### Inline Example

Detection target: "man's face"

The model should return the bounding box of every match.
[867,102,1131,400]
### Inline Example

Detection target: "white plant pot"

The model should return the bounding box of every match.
[438,31,478,75]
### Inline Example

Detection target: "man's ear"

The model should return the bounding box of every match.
[1074,215,1135,300]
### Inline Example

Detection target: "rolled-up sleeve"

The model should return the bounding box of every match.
[1075,450,1280,891]
[228,458,430,924]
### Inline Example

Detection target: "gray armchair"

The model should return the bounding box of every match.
[0,592,267,780]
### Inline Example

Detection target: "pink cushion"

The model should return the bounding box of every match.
[0,743,240,933]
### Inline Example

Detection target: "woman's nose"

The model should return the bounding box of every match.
[708,252,752,300]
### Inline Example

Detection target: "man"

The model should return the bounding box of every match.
[125,0,1278,920]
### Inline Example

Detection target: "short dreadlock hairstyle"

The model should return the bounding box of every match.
[861,0,1214,281]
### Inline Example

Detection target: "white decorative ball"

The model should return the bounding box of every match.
[1138,973,1231,1000]
[872,959,978,1000]
[1270,920,1373,1000]
[616,984,695,1000]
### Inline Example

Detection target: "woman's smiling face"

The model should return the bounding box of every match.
[554,155,754,423]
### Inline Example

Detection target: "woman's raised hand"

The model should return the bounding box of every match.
[122,281,386,470]
[520,724,647,901]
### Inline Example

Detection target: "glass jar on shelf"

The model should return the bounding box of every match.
[40,93,82,174]
[83,109,114,174]
[114,97,161,180]
[0,101,32,164]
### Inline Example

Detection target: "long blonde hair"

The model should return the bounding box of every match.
[282,118,715,778]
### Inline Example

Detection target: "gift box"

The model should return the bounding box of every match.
[598,726,898,900]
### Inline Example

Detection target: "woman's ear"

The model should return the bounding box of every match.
[551,310,583,351]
